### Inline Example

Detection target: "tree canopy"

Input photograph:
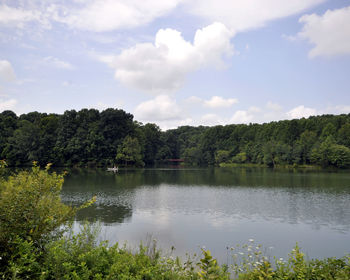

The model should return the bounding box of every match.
[0,109,349,168]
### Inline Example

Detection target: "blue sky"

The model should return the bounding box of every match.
[0,0,349,129]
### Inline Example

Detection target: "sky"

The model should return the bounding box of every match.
[0,0,350,130]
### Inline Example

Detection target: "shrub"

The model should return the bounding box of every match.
[0,163,95,277]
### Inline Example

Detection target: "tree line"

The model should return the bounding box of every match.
[0,109,350,168]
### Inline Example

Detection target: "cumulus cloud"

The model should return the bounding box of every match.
[1,1,182,32]
[321,105,350,115]
[1,0,326,34]
[134,95,183,121]
[44,56,74,70]
[186,95,238,108]
[133,97,348,129]
[109,22,233,93]
[204,96,238,108]
[0,98,17,111]
[185,96,203,104]
[286,105,317,119]
[0,60,16,82]
[230,110,254,124]
[0,4,51,29]
[0,5,40,27]
[185,0,325,32]
[266,101,282,112]
[94,101,124,111]
[297,6,350,57]
[200,113,224,126]
[332,105,350,114]
[55,0,183,32]
[134,95,195,129]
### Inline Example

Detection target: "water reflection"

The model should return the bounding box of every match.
[61,167,350,260]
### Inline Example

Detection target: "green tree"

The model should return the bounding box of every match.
[321,123,336,139]
[309,136,350,168]
[328,144,350,168]
[338,123,350,148]
[293,130,317,164]
[0,165,72,250]
[215,150,231,164]
[2,120,41,165]
[183,147,202,165]
[232,152,247,163]
[0,164,95,276]
[140,123,162,164]
[116,136,144,166]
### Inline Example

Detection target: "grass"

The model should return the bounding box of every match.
[2,224,349,279]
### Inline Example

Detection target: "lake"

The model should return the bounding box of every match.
[61,167,350,263]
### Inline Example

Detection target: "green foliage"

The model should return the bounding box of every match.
[116,136,145,167]
[232,152,247,164]
[41,224,199,280]
[183,147,202,165]
[0,109,350,168]
[4,237,43,279]
[338,123,350,147]
[237,244,350,280]
[139,123,162,164]
[0,164,74,249]
[197,249,229,279]
[311,136,350,168]
[215,150,231,164]
[0,164,95,277]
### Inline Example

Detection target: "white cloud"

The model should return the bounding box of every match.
[297,6,350,57]
[204,96,238,108]
[0,4,51,29]
[1,0,326,34]
[135,98,349,129]
[44,56,74,70]
[186,95,238,108]
[95,101,124,111]
[185,0,325,32]
[57,0,183,32]
[134,95,183,121]
[332,105,350,114]
[0,5,39,27]
[200,113,224,126]
[0,60,16,82]
[286,105,317,119]
[134,95,195,129]
[110,22,233,94]
[266,101,282,111]
[185,96,203,104]
[230,110,254,124]
[321,105,350,115]
[0,98,17,111]
[248,106,262,113]
[263,102,285,122]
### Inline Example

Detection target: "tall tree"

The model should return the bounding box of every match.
[116,136,144,166]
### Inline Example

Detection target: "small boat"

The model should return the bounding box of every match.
[107,166,119,172]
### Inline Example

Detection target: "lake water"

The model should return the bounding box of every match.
[61,167,350,263]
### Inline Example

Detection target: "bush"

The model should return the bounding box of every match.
[41,223,201,280]
[0,163,95,277]
[237,244,350,280]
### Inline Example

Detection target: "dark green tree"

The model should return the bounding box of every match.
[116,136,144,166]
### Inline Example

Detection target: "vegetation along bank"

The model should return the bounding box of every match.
[0,109,350,168]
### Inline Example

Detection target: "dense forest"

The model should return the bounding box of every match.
[0,109,350,168]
